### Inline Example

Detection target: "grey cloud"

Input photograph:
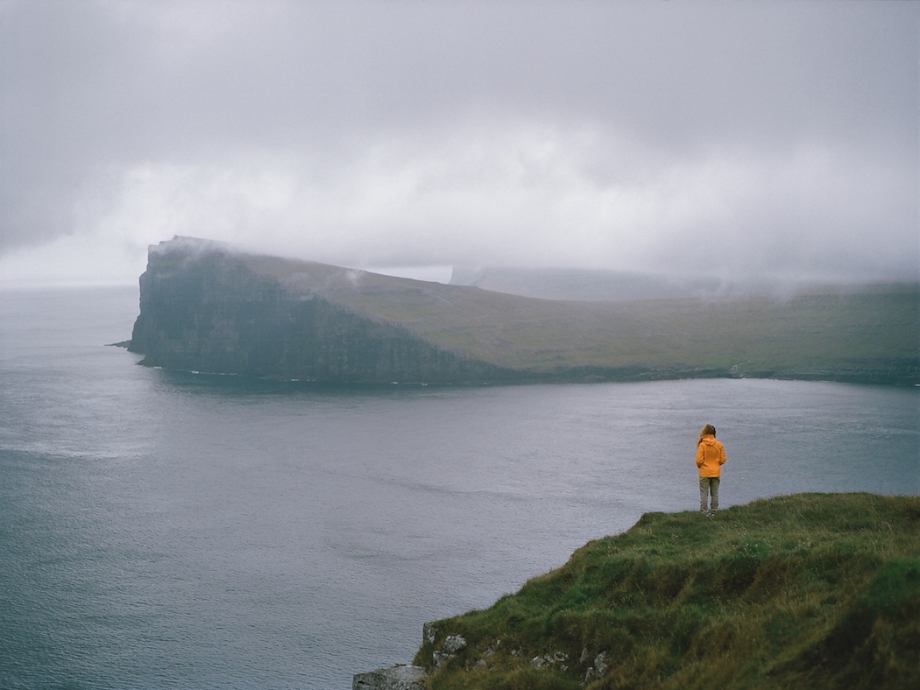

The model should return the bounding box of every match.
[1,0,917,284]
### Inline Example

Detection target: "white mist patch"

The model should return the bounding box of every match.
[362,265,453,284]
[343,269,364,288]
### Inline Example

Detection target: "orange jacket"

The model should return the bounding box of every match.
[696,435,726,477]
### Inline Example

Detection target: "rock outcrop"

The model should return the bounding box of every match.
[351,625,467,688]
[352,665,426,690]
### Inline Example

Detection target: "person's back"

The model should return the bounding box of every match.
[695,424,726,515]
[697,434,725,477]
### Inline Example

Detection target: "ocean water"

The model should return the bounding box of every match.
[1,286,917,690]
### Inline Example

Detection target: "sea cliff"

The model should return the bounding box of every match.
[128,237,919,385]
[361,493,920,690]
[128,238,514,384]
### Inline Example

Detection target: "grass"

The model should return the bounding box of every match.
[347,287,920,381]
[255,251,919,384]
[414,493,920,690]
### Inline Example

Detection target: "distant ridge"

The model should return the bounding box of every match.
[449,265,915,302]
[128,237,919,385]
[449,266,727,301]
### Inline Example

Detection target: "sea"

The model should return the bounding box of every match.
[1,286,917,690]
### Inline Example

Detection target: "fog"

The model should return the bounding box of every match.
[1,1,917,288]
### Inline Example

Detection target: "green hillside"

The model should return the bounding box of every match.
[415,493,920,690]
[247,248,920,384]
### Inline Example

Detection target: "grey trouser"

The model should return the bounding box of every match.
[699,476,720,512]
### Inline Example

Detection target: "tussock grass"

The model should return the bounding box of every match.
[415,493,920,689]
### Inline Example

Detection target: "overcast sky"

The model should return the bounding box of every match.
[0,0,917,287]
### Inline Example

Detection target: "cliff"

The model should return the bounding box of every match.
[128,238,516,384]
[407,493,920,690]
[128,237,919,385]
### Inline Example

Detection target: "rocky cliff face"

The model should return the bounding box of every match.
[128,238,513,384]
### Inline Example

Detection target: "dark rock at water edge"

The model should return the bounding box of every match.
[352,665,426,690]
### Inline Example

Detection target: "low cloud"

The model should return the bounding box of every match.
[5,119,909,288]
[1,1,917,287]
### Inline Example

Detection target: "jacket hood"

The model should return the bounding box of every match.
[700,435,717,445]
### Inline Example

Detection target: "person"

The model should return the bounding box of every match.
[696,424,726,516]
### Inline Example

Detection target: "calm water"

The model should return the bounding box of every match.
[1,287,917,689]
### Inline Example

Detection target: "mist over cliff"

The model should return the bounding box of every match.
[128,237,919,386]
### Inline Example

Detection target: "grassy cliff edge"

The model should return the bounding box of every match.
[415,493,919,690]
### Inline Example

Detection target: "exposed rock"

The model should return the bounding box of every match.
[595,652,609,676]
[429,632,469,669]
[584,651,609,682]
[422,622,437,645]
[531,655,551,670]
[442,634,467,655]
[352,665,426,690]
[530,652,569,671]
